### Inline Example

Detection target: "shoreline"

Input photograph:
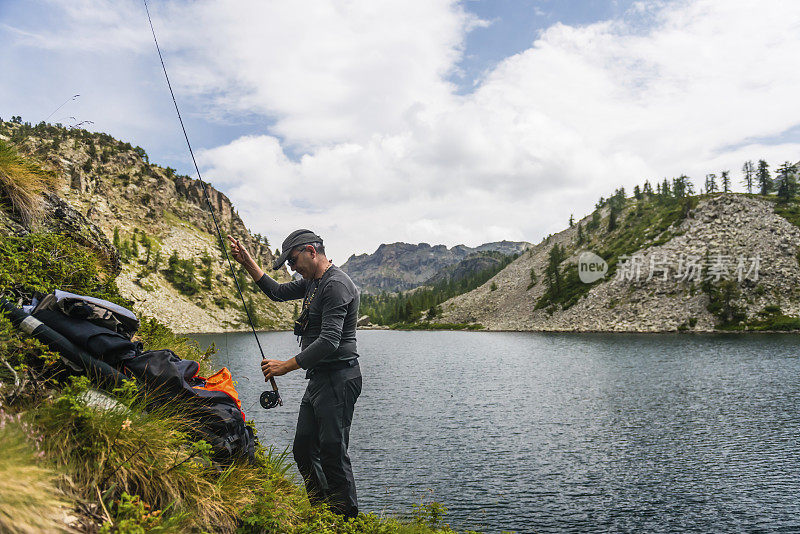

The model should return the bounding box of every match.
[180,326,800,335]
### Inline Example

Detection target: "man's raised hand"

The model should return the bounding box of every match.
[227,235,250,265]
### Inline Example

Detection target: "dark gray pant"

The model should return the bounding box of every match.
[293,364,362,518]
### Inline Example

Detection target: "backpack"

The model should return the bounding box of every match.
[124,349,256,463]
[18,291,257,464]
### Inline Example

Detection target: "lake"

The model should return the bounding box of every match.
[188,330,800,533]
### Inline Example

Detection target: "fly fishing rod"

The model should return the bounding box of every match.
[143,0,281,409]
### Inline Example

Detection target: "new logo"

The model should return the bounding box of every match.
[578,251,608,283]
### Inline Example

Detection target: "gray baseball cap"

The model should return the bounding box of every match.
[272,229,323,270]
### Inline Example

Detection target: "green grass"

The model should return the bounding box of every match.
[772,197,800,229]
[0,233,123,302]
[732,305,800,331]
[594,196,697,278]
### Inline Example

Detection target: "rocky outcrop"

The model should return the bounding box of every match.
[437,194,800,332]
[341,240,530,293]
[2,120,293,332]
[44,192,120,275]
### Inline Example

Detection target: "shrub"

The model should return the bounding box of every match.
[527,268,537,290]
[0,233,122,302]
[705,279,746,327]
[164,251,200,296]
[201,250,213,289]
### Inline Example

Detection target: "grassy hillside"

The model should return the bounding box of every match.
[533,189,699,313]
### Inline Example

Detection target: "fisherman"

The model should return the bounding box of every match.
[228,230,362,519]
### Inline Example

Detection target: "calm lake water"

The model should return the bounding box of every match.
[188,330,800,533]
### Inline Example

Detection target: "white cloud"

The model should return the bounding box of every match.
[196,0,800,261]
[7,0,149,52]
[4,0,800,263]
[160,0,477,149]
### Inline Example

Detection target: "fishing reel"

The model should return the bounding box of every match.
[260,389,283,409]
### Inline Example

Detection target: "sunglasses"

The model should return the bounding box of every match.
[287,246,309,267]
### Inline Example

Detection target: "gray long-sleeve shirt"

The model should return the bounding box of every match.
[256,264,360,372]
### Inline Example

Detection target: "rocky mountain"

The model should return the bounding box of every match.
[0,119,294,332]
[435,192,800,332]
[424,251,510,286]
[341,240,530,293]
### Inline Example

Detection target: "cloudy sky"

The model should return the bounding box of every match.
[3,0,800,263]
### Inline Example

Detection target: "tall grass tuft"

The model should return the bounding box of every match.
[0,422,68,533]
[31,376,239,531]
[0,140,60,228]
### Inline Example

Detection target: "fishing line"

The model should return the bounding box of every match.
[143,0,281,408]
[44,94,79,122]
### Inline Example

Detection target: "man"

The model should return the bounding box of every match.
[227,229,362,519]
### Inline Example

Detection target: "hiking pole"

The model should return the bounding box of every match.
[143,0,281,409]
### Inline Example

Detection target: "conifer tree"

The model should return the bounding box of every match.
[705,173,718,194]
[586,210,600,232]
[776,162,798,202]
[130,229,139,258]
[757,159,771,195]
[141,233,152,265]
[672,176,689,198]
[544,243,566,299]
[167,251,180,279]
[742,160,755,194]
[720,170,731,193]
[119,239,130,262]
[201,250,214,289]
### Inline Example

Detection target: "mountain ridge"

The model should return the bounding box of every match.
[341,239,530,293]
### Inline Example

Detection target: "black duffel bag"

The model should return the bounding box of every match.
[32,309,139,367]
[124,349,256,463]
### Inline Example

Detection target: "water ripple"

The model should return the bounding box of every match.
[190,330,800,534]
